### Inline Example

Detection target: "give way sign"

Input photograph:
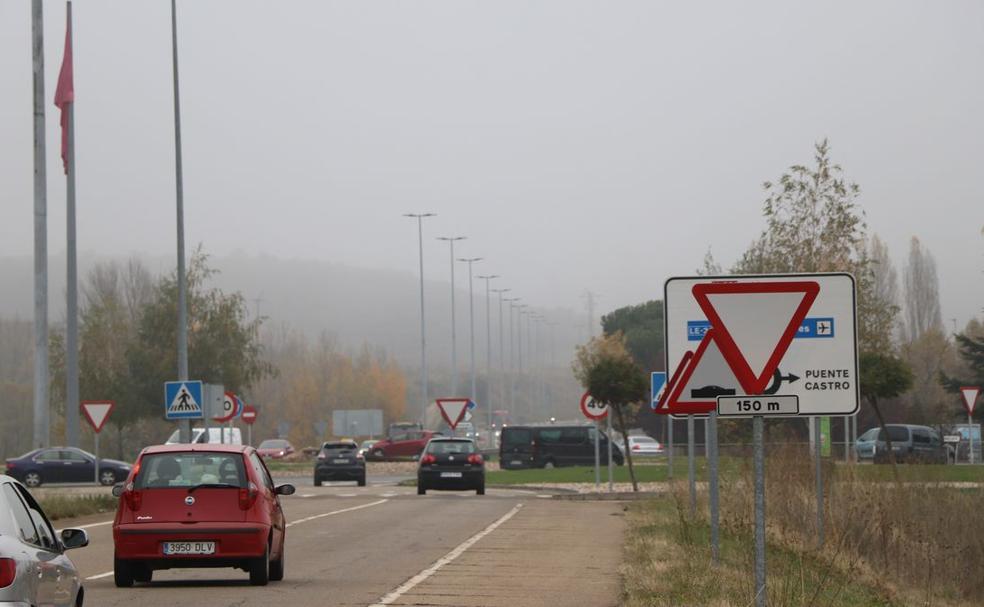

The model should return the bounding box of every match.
[962,387,981,415]
[658,273,859,417]
[436,398,472,430]
[80,401,114,433]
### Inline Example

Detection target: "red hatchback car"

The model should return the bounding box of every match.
[111,444,294,587]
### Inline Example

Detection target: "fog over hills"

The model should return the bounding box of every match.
[0,252,591,375]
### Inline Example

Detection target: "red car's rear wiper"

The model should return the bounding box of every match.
[187,483,240,494]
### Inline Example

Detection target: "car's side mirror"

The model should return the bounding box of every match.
[274,484,296,496]
[60,528,89,550]
[111,482,125,498]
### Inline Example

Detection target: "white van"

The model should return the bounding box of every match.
[165,427,242,445]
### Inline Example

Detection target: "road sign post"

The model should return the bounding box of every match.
[657,273,859,601]
[708,410,719,564]
[607,411,613,492]
[80,401,113,485]
[241,405,257,445]
[580,393,608,490]
[165,380,204,421]
[688,415,695,516]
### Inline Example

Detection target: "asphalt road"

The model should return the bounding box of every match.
[63,478,625,607]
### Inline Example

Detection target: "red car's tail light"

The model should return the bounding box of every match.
[467,454,484,465]
[4,461,14,470]
[124,483,143,511]
[0,558,15,588]
[239,482,259,510]
[420,454,437,465]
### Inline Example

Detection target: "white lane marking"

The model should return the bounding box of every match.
[286,499,388,528]
[338,493,358,497]
[536,494,552,499]
[369,503,523,607]
[379,492,397,498]
[84,500,388,581]
[300,493,316,498]
[76,520,114,530]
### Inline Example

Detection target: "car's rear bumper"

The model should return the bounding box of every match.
[419,468,484,489]
[315,465,365,479]
[114,522,269,560]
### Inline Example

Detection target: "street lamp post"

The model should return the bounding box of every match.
[516,304,528,417]
[505,298,521,418]
[492,288,511,424]
[437,236,466,395]
[404,213,436,418]
[478,275,499,434]
[457,257,483,405]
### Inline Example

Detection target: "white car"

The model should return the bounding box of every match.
[626,435,664,456]
[0,475,89,606]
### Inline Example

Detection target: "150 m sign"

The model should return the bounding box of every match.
[717,395,799,417]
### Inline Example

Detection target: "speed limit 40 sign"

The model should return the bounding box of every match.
[580,392,608,420]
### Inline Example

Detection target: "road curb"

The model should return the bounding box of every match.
[487,484,579,494]
[550,491,666,501]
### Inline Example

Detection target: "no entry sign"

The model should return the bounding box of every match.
[659,273,859,417]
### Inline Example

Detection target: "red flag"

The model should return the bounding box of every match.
[54,8,74,175]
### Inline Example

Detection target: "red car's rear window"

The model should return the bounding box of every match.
[134,452,246,489]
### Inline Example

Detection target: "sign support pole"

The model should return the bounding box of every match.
[94,432,99,485]
[708,411,720,564]
[607,412,613,492]
[667,416,673,480]
[753,415,766,607]
[687,414,696,517]
[815,418,824,548]
[594,420,600,489]
[969,414,975,465]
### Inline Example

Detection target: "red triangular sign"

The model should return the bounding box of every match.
[659,330,743,415]
[962,387,981,415]
[436,398,471,430]
[692,281,819,395]
[80,401,114,433]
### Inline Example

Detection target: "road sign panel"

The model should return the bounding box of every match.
[241,405,258,425]
[213,391,238,423]
[436,398,471,429]
[717,395,799,417]
[165,381,204,419]
[661,274,858,417]
[961,387,980,415]
[650,372,667,410]
[580,392,608,420]
[80,401,114,433]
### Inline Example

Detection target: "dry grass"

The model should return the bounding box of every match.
[622,448,984,606]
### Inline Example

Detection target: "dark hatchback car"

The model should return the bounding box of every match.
[499,424,623,469]
[417,438,485,495]
[5,447,132,487]
[314,441,366,486]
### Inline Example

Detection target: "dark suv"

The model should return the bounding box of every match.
[314,441,366,486]
[499,424,623,469]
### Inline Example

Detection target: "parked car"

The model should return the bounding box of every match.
[164,427,242,445]
[872,424,948,464]
[0,475,89,606]
[357,440,378,458]
[367,429,442,461]
[5,447,132,488]
[417,438,485,495]
[500,424,624,469]
[625,435,664,456]
[855,427,879,460]
[111,444,295,587]
[256,439,295,460]
[314,441,366,486]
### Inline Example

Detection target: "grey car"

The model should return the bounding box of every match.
[0,474,89,606]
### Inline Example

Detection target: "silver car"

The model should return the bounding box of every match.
[0,474,89,606]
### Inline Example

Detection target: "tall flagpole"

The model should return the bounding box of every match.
[62,1,81,448]
[31,0,50,449]
[171,0,191,442]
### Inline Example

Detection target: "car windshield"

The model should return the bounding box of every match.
[133,452,247,489]
[360,441,376,449]
[259,440,288,449]
[427,441,475,455]
[322,443,357,454]
[859,428,879,441]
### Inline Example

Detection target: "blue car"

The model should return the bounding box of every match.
[855,428,879,460]
[4,447,132,487]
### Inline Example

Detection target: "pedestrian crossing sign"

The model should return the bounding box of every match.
[165,380,204,419]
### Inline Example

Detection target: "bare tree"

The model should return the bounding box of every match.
[902,237,943,342]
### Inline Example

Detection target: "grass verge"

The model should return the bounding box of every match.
[39,494,118,521]
[621,495,898,607]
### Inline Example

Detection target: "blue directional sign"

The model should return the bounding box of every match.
[687,318,835,341]
[651,372,667,410]
[165,380,204,420]
[466,399,477,410]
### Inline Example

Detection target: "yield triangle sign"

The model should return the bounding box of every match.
[436,398,471,430]
[692,281,819,395]
[961,387,981,416]
[80,401,114,433]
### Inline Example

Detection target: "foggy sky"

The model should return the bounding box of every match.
[1,1,982,328]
